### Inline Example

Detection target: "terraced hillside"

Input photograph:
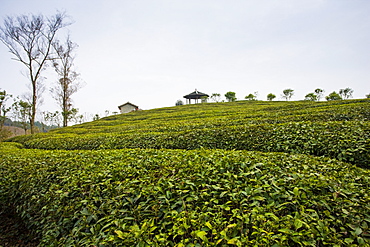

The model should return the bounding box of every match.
[11,99,370,166]
[1,99,370,246]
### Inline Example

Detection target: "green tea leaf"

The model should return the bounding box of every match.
[294,219,303,230]
[114,230,125,239]
[195,230,208,242]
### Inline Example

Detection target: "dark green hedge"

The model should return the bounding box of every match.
[1,144,369,246]
[19,121,370,167]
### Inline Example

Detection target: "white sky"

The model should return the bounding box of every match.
[0,0,369,119]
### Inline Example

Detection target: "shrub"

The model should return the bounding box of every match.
[19,121,370,167]
[1,144,369,246]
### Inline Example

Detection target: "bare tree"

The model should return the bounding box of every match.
[43,111,62,128]
[211,93,221,103]
[0,12,70,133]
[51,35,82,127]
[314,88,324,101]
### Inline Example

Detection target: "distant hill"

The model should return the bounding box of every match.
[1,118,59,140]
[2,126,28,137]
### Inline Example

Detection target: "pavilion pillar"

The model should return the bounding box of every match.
[183,90,209,105]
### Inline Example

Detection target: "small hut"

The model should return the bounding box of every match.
[183,89,209,104]
[118,102,139,114]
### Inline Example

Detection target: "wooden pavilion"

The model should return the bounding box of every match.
[183,89,209,104]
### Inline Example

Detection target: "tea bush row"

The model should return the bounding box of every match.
[53,99,370,135]
[19,121,370,167]
[0,143,369,246]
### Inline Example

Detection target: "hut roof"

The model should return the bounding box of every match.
[183,89,209,99]
[118,102,139,109]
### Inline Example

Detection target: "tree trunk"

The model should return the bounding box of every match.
[30,82,37,134]
[62,80,68,127]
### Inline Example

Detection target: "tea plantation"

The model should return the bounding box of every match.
[1,99,370,246]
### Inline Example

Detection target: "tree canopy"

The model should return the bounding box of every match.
[281,89,294,101]
[267,93,276,101]
[225,91,237,102]
[326,91,342,101]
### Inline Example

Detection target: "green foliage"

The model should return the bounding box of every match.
[12,99,32,133]
[339,88,354,99]
[201,96,209,103]
[11,99,370,167]
[326,91,343,101]
[304,93,317,101]
[267,93,276,101]
[0,89,12,129]
[245,93,257,101]
[175,100,184,106]
[282,89,294,101]
[1,144,369,246]
[2,99,370,245]
[225,91,236,102]
[16,121,370,167]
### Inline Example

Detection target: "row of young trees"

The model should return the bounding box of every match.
[0,89,89,137]
[237,88,357,102]
[0,11,82,134]
[0,89,36,137]
[267,88,361,101]
[177,87,368,105]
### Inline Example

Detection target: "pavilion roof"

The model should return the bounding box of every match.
[183,89,209,99]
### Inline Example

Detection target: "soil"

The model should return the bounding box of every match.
[0,207,39,247]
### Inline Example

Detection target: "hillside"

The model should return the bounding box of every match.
[10,99,370,166]
[2,125,28,137]
[1,99,370,246]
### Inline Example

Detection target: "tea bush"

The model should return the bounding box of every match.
[9,99,369,141]
[2,99,370,246]
[1,144,369,246]
[19,121,370,167]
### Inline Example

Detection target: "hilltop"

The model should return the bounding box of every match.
[1,99,370,246]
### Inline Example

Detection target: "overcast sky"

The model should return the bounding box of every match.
[1,0,369,119]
